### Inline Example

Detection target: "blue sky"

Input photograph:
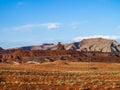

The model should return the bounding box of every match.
[0,0,120,48]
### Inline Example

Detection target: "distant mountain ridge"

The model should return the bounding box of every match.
[0,47,4,51]
[1,38,120,63]
[9,38,120,52]
[20,43,55,50]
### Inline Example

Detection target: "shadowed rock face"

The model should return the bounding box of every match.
[1,38,120,63]
[77,38,120,52]
[56,42,65,50]
[0,47,4,62]
[13,38,120,52]
[0,47,4,51]
[22,44,55,50]
[1,49,120,63]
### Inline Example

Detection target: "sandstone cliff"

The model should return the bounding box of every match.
[1,38,120,64]
[15,38,120,52]
[77,38,120,52]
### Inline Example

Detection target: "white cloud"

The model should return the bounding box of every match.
[41,23,60,30]
[73,35,120,42]
[4,21,90,31]
[14,24,41,31]
[13,23,60,31]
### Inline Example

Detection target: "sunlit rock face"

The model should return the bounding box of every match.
[76,38,120,52]
[10,38,120,52]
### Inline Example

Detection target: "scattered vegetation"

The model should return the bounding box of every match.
[0,62,120,90]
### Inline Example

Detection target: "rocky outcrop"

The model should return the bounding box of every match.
[20,43,55,50]
[0,38,120,63]
[0,47,4,62]
[0,47,4,51]
[13,38,120,52]
[1,38,120,64]
[77,38,120,52]
[1,49,120,63]
[56,42,65,50]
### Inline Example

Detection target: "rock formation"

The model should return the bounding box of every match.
[1,48,120,63]
[13,38,120,52]
[77,38,120,52]
[1,38,120,64]
[0,47,4,51]
[57,42,65,50]
[14,43,55,50]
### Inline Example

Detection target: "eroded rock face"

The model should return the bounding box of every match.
[0,47,4,62]
[0,47,4,51]
[1,38,120,63]
[77,38,120,52]
[14,38,120,52]
[1,49,120,63]
[56,42,65,50]
[20,44,55,50]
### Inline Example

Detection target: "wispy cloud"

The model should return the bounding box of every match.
[12,23,60,31]
[14,24,41,31]
[3,21,89,32]
[71,20,88,29]
[0,40,32,49]
[73,35,120,41]
[2,21,88,32]
[41,23,60,30]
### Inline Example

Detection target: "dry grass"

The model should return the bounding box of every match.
[0,62,120,90]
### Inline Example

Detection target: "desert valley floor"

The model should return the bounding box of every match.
[0,61,120,90]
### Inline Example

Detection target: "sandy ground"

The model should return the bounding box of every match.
[0,61,120,90]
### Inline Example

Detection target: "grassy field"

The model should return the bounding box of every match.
[0,61,120,90]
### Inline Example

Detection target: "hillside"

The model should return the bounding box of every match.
[0,47,4,51]
[76,38,120,52]
[14,38,120,52]
[0,38,120,64]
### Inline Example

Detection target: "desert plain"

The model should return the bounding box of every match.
[0,61,120,90]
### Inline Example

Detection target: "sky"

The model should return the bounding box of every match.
[1,0,120,49]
